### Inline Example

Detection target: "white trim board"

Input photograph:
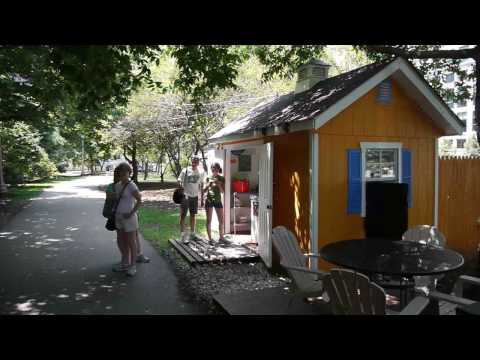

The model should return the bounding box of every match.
[313,57,463,136]
[209,120,314,145]
[309,132,319,270]
[434,139,439,227]
[223,140,264,150]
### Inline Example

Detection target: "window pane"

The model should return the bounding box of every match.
[381,150,395,163]
[366,149,380,163]
[381,164,395,178]
[366,164,382,179]
[364,147,398,181]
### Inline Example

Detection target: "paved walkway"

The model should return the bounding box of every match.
[0,175,208,315]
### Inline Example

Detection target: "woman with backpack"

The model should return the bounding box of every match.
[106,164,149,277]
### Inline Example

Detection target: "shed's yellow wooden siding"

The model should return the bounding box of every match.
[317,79,444,270]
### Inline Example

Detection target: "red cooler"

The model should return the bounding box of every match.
[233,179,249,193]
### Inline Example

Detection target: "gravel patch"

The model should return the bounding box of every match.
[141,188,178,211]
[162,248,291,314]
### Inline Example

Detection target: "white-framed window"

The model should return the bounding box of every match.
[360,142,403,216]
[365,148,399,182]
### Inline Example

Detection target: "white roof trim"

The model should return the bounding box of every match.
[313,57,463,135]
[209,118,314,144]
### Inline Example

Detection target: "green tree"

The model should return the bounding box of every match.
[1,122,56,184]
[2,45,335,193]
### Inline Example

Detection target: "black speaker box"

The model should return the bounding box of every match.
[364,182,408,240]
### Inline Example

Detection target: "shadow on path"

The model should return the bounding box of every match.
[0,176,208,315]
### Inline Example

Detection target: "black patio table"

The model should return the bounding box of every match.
[320,238,465,308]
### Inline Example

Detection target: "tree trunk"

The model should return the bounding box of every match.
[131,142,138,185]
[144,159,149,181]
[364,46,474,60]
[200,147,207,173]
[0,133,7,197]
[157,154,166,183]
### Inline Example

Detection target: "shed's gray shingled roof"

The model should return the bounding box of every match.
[211,58,465,140]
[211,59,393,139]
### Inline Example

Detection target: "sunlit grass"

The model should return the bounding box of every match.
[138,208,209,249]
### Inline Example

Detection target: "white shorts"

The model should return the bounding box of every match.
[115,212,139,233]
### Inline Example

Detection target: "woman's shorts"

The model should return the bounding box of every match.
[205,200,223,209]
[115,212,139,233]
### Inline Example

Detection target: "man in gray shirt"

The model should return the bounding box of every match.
[177,156,205,240]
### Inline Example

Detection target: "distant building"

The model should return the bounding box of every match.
[437,45,477,156]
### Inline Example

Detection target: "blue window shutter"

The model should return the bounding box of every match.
[402,149,412,208]
[347,149,362,214]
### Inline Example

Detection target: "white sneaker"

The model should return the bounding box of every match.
[136,254,150,263]
[126,265,137,277]
[112,262,129,272]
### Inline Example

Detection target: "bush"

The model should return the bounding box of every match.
[2,122,57,184]
[33,149,57,179]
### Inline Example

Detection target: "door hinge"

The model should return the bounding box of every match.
[267,205,273,209]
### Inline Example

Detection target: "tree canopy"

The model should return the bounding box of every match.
[1,44,478,190]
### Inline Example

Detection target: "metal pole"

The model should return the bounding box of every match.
[0,128,7,198]
[81,136,84,176]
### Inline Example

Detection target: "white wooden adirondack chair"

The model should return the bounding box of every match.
[272,226,326,298]
[324,268,430,315]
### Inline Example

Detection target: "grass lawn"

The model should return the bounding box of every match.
[139,207,218,249]
[6,175,78,202]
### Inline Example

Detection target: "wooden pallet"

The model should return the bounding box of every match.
[169,239,207,265]
[169,236,260,266]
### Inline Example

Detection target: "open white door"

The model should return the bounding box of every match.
[258,142,274,268]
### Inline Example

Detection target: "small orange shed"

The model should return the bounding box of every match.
[208,57,464,270]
